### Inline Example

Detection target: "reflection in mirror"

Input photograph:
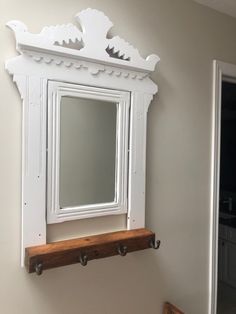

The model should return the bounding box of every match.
[59,96,117,208]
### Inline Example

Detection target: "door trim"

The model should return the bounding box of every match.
[209,60,236,314]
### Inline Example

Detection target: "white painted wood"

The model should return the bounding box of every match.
[6,8,159,74]
[47,81,130,223]
[127,92,154,229]
[5,9,159,265]
[210,60,236,314]
[15,74,47,266]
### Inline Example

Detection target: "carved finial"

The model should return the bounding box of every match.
[6,20,28,33]
[146,54,160,68]
[76,8,113,34]
[75,8,113,57]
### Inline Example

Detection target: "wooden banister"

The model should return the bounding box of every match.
[163,302,184,314]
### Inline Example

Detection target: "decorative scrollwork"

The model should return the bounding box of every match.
[6,8,159,73]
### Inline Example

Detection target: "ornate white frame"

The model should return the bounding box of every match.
[5,8,159,264]
[47,81,130,223]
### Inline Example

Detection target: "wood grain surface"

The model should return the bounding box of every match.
[163,302,184,314]
[25,228,156,273]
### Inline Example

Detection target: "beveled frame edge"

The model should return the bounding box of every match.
[47,81,130,223]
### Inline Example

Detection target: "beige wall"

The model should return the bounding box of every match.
[1,0,236,313]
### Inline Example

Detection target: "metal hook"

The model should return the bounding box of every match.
[35,263,43,275]
[117,244,127,256]
[149,238,161,250]
[79,253,88,266]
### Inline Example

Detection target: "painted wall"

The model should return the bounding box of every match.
[1,0,236,313]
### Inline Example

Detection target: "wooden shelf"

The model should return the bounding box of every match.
[25,228,159,274]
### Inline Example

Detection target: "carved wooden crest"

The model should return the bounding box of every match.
[6,8,159,76]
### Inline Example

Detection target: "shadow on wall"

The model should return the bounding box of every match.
[24,251,165,314]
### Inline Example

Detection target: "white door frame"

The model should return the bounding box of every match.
[210,60,236,314]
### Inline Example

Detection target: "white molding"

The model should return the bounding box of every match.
[20,75,47,266]
[209,60,236,314]
[127,92,153,229]
[6,8,159,74]
[47,82,130,223]
[5,8,159,265]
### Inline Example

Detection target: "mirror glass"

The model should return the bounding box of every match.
[59,96,117,208]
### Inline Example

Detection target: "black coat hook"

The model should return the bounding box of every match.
[117,244,127,256]
[35,262,43,275]
[149,238,161,250]
[79,253,88,266]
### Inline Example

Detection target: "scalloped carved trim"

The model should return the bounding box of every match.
[6,8,159,73]
[23,51,148,79]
